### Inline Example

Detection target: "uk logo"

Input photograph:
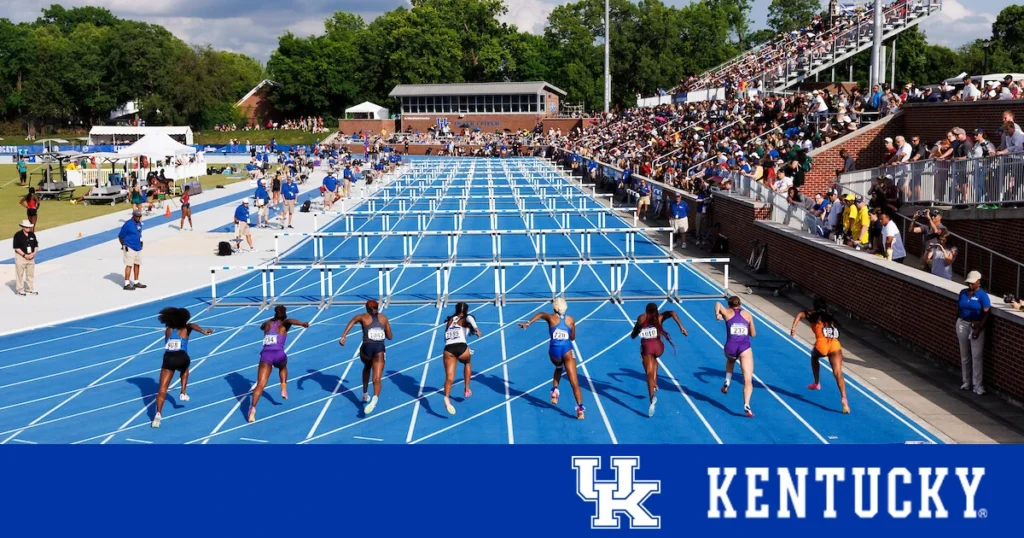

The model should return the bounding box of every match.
[572,456,661,530]
[436,117,449,130]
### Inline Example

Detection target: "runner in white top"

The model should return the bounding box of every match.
[442,302,482,415]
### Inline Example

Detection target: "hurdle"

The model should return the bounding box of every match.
[316,207,637,232]
[208,258,731,310]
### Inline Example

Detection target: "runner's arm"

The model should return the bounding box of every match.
[790,311,806,336]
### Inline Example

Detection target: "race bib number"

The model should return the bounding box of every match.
[729,325,749,336]
[822,326,840,339]
[165,340,181,352]
[639,327,658,339]
[263,334,278,346]
[368,328,386,341]
[552,329,569,340]
[445,328,463,341]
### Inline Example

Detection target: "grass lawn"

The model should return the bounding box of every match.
[0,164,245,234]
[194,130,330,146]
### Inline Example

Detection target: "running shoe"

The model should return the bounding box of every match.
[151,413,162,428]
[362,392,370,403]
[576,404,586,420]
[179,393,189,402]
[807,383,821,390]
[248,407,256,423]
[464,389,472,398]
[365,395,378,414]
[744,405,754,418]
[134,283,147,289]
[720,381,729,394]
[841,398,850,414]
[648,396,658,418]
[550,387,560,405]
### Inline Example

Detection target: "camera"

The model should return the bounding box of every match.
[1004,294,1018,304]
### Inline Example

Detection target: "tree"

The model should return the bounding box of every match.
[767,0,821,34]
[992,5,1024,57]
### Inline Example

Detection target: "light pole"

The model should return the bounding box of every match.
[604,0,611,114]
[869,0,882,89]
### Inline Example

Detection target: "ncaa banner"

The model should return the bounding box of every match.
[1,445,1015,536]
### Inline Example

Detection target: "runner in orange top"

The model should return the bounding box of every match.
[791,298,850,414]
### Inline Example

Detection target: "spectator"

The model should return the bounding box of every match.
[878,211,906,263]
[909,209,946,270]
[996,121,1023,155]
[13,220,39,296]
[846,195,870,249]
[956,271,990,395]
[118,210,146,291]
[17,156,27,186]
[836,148,855,178]
[926,231,957,280]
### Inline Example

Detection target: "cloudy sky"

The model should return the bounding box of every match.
[0,0,1010,64]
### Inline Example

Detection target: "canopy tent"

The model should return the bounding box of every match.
[89,125,194,146]
[345,101,389,120]
[118,133,196,158]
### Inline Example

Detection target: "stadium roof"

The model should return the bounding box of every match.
[389,81,566,98]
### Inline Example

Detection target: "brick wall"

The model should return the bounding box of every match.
[901,100,1024,148]
[338,119,400,136]
[401,113,546,133]
[238,88,283,128]
[704,192,1024,401]
[750,220,1024,402]
[806,112,904,195]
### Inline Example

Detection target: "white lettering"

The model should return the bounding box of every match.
[918,468,948,518]
[956,467,985,518]
[777,468,807,518]
[745,468,770,518]
[707,467,737,518]
[815,467,845,518]
[853,468,880,518]
[888,468,912,518]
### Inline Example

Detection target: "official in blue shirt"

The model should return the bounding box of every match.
[956,271,990,395]
[322,174,339,210]
[118,209,146,291]
[669,192,689,248]
[282,177,299,229]
[254,180,270,228]
[234,200,253,251]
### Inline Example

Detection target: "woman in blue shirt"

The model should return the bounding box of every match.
[153,307,213,428]
[956,271,990,395]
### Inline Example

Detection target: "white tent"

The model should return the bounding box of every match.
[89,125,194,146]
[118,133,196,158]
[345,101,389,120]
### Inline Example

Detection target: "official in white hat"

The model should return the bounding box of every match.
[956,271,990,395]
[13,219,39,296]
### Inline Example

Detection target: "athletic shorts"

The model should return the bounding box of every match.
[259,349,288,366]
[284,200,295,214]
[361,341,386,360]
[445,343,469,359]
[670,218,688,233]
[814,339,842,357]
[237,222,250,236]
[123,248,142,267]
[26,208,37,218]
[639,196,651,206]
[640,338,664,358]
[724,340,752,358]
[549,341,573,364]
[162,351,191,373]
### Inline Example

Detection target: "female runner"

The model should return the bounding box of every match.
[20,188,40,230]
[442,302,482,415]
[153,307,213,427]
[339,300,393,414]
[248,305,310,422]
[179,185,193,231]
[791,297,850,413]
[518,298,585,419]
[715,296,756,418]
[630,303,688,417]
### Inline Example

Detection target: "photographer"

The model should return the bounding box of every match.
[910,208,947,270]
[925,231,957,280]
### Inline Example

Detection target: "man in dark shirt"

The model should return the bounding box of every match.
[13,220,39,296]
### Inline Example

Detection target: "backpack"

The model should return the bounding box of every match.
[300,199,311,213]
[217,241,233,256]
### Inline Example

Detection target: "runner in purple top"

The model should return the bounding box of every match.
[248,305,310,423]
[715,296,756,418]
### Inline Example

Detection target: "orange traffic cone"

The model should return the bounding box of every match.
[165,204,172,218]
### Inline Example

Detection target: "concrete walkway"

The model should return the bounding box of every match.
[0,167,408,336]
[551,161,1024,445]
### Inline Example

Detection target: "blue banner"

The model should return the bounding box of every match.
[3,445,1013,535]
[0,143,316,156]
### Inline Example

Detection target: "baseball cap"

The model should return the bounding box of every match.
[241,199,249,204]
[965,271,982,284]
[855,195,864,204]
[132,209,142,217]
[844,193,855,201]
[973,128,985,136]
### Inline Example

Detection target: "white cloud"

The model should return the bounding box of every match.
[501,0,554,33]
[919,0,996,49]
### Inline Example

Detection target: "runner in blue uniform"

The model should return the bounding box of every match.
[152,307,213,428]
[518,298,585,419]
[340,300,393,414]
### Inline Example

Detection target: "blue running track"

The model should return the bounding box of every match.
[0,157,942,445]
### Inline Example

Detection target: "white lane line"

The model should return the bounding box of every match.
[353,436,383,442]
[125,438,152,444]
[239,437,268,443]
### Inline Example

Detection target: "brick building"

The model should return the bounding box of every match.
[388,81,568,134]
[236,79,284,128]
